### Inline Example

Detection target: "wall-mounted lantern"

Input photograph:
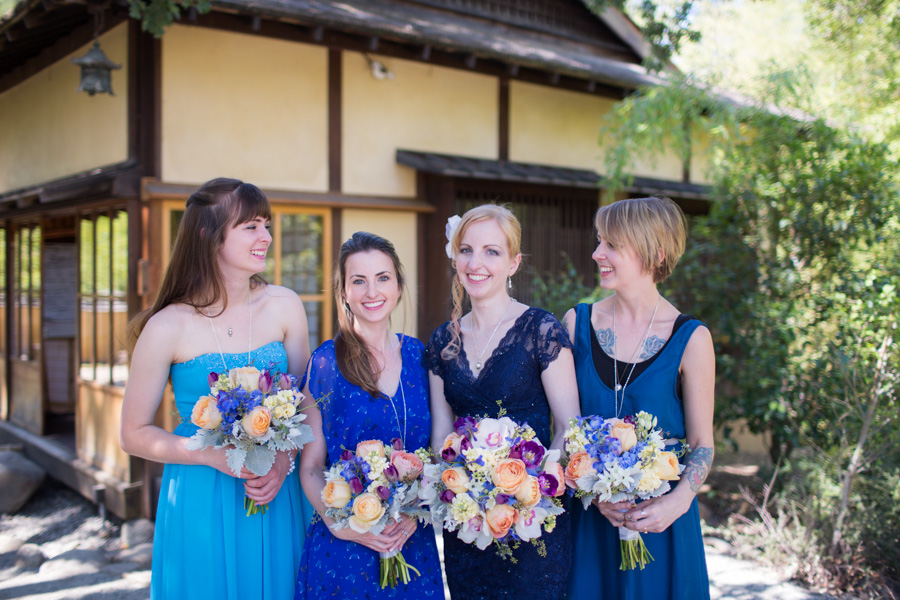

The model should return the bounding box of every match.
[72,10,121,96]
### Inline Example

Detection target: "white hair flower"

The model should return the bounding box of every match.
[445,215,462,259]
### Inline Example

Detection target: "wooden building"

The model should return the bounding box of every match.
[0,0,711,518]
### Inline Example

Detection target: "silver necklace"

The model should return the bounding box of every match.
[382,336,407,447]
[206,288,253,370]
[471,299,514,372]
[612,293,660,417]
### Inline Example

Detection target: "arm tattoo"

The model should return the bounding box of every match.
[595,328,615,357]
[639,335,667,360]
[682,446,714,493]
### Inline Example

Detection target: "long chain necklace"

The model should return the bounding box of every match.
[206,287,253,370]
[382,336,407,447]
[471,298,514,372]
[612,293,660,417]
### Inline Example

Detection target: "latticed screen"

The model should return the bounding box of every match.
[454,182,599,309]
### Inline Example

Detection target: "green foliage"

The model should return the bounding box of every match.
[530,254,607,321]
[126,0,211,38]
[583,0,700,71]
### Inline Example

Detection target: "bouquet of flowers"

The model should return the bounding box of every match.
[563,411,684,570]
[186,366,315,515]
[419,416,566,560]
[322,439,431,589]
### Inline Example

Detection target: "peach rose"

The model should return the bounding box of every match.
[611,421,637,453]
[442,432,463,453]
[356,440,385,458]
[564,452,597,488]
[491,459,527,494]
[241,406,271,438]
[441,466,470,494]
[190,395,222,430]
[322,480,353,508]
[485,503,518,538]
[349,492,386,532]
[229,366,262,392]
[655,451,681,481]
[514,475,542,507]
[390,451,424,481]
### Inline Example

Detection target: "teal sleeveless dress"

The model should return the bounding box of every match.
[150,341,315,600]
[567,303,711,600]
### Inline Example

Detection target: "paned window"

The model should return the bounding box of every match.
[79,210,129,385]
[13,225,41,361]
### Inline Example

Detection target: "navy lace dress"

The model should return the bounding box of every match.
[425,308,574,600]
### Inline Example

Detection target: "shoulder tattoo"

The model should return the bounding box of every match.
[639,335,667,360]
[595,328,615,357]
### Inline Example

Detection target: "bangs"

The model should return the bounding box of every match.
[229,182,272,225]
[594,202,628,248]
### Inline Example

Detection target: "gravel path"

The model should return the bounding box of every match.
[1,478,841,600]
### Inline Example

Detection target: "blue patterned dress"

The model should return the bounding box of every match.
[294,335,444,600]
[151,341,315,600]
[425,308,574,600]
[567,302,711,600]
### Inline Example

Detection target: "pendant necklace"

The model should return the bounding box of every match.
[206,287,253,370]
[472,298,514,372]
[612,293,660,417]
[382,336,407,447]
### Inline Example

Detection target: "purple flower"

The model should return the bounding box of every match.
[518,441,545,468]
[441,447,457,462]
[392,438,403,452]
[460,436,472,452]
[538,473,560,497]
[383,465,399,483]
[341,449,354,462]
[439,489,457,503]
[258,371,274,395]
[349,477,364,495]
[376,485,391,501]
[494,493,512,505]
[454,416,478,436]
[278,373,293,391]
[207,372,219,387]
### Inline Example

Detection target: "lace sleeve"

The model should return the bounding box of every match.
[423,324,448,377]
[305,341,338,405]
[534,310,574,372]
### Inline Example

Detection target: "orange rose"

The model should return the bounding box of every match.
[349,492,386,532]
[514,475,542,507]
[442,432,463,453]
[241,406,271,438]
[229,366,262,392]
[564,452,597,488]
[492,459,527,494]
[547,462,566,497]
[390,451,424,481]
[356,440,385,458]
[190,395,222,430]
[655,451,681,481]
[322,480,352,508]
[485,503,518,538]
[441,466,470,494]
[611,422,637,453]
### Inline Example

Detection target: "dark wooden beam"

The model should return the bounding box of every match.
[251,15,261,32]
[508,64,519,77]
[128,19,161,178]
[464,54,477,69]
[420,45,431,61]
[312,25,324,42]
[367,36,378,51]
[550,72,560,85]
[328,48,342,193]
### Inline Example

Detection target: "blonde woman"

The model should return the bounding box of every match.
[425,205,580,600]
[565,196,714,599]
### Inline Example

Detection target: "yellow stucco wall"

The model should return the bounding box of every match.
[342,53,498,197]
[0,25,128,193]
[509,81,684,182]
[161,26,328,190]
[340,210,419,338]
[689,127,715,186]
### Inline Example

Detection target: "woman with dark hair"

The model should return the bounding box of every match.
[425,204,580,600]
[294,232,443,599]
[120,178,313,600]
[565,196,714,600]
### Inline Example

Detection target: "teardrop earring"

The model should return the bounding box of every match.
[508,277,512,290]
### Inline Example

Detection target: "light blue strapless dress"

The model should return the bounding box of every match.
[151,341,314,600]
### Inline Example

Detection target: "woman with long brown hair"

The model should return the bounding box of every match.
[295,231,443,599]
[120,178,313,600]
